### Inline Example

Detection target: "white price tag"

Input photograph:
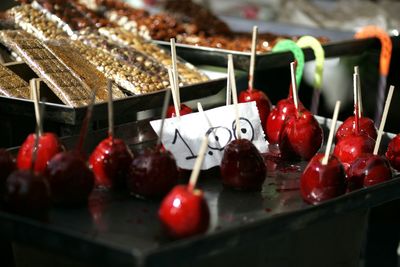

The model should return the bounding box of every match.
[150,102,268,170]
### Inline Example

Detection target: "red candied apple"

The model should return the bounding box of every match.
[4,170,50,220]
[347,154,392,191]
[336,116,377,142]
[333,133,375,172]
[239,89,271,130]
[266,96,305,144]
[89,136,133,189]
[279,110,323,161]
[220,138,266,191]
[386,134,400,171]
[166,104,192,118]
[45,151,94,206]
[0,149,16,189]
[17,133,63,174]
[158,185,209,239]
[126,145,178,198]
[300,154,346,204]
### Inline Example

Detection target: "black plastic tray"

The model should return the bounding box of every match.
[2,116,399,267]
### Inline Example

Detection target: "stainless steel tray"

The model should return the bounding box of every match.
[154,16,387,71]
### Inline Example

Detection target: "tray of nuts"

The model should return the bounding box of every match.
[87,0,380,71]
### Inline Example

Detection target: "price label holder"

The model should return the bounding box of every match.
[150,102,268,170]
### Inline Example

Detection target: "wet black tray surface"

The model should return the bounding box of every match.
[1,117,399,267]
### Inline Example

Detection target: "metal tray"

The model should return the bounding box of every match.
[0,60,229,147]
[2,116,399,267]
[154,16,390,71]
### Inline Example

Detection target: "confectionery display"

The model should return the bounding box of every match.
[1,1,400,265]
[44,150,94,206]
[346,85,394,190]
[347,154,392,190]
[89,136,133,189]
[386,134,400,171]
[300,101,346,204]
[220,138,266,191]
[300,154,346,204]
[96,0,327,52]
[0,0,208,107]
[159,136,210,238]
[16,132,63,173]
[0,63,30,98]
[127,145,178,198]
[278,63,323,160]
[4,169,51,220]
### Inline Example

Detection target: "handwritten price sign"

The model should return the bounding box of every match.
[150,102,268,170]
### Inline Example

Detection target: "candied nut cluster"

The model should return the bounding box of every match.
[72,41,169,94]
[0,31,96,107]
[0,64,30,99]
[99,27,209,84]
[11,5,68,41]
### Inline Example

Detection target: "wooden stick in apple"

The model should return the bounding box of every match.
[157,80,172,146]
[168,67,180,118]
[30,90,45,172]
[322,101,341,165]
[346,86,394,190]
[31,79,42,137]
[89,81,133,189]
[373,85,394,155]
[226,56,232,106]
[76,89,97,153]
[170,38,180,108]
[248,26,258,91]
[187,135,209,192]
[354,66,363,118]
[228,54,241,139]
[290,62,299,111]
[107,80,114,138]
[353,69,360,134]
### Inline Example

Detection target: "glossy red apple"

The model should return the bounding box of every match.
[126,145,178,198]
[266,96,306,144]
[220,138,266,191]
[45,150,94,206]
[386,134,400,171]
[89,136,133,189]
[279,110,323,161]
[0,149,16,191]
[158,185,209,239]
[17,133,63,174]
[336,116,377,142]
[300,153,346,204]
[4,170,50,220]
[239,89,271,130]
[347,154,392,191]
[333,133,375,172]
[166,104,192,118]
